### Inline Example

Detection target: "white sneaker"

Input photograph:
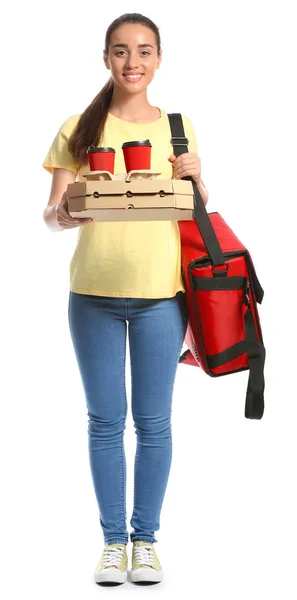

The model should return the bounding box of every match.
[131,541,163,583]
[94,543,128,584]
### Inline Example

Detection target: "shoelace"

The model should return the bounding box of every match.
[102,545,125,567]
[134,545,155,566]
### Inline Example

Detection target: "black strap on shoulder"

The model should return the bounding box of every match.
[167,113,227,275]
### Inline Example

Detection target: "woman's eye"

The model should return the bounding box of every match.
[116,51,150,56]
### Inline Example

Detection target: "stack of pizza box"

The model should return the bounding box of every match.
[67,169,194,222]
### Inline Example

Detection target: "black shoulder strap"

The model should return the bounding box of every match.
[167,112,226,271]
[167,113,190,158]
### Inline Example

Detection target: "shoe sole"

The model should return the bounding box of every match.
[94,567,127,584]
[131,567,163,583]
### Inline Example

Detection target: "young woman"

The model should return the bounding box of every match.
[42,12,208,586]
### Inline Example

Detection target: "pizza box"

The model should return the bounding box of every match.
[66,169,194,222]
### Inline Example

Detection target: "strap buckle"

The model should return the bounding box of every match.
[170,136,189,146]
[243,279,251,307]
[212,263,229,277]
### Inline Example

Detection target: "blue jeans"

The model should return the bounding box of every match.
[68,290,188,545]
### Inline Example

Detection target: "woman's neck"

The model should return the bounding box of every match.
[108,92,160,122]
[108,106,161,124]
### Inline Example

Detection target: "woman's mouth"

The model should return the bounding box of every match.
[122,73,143,83]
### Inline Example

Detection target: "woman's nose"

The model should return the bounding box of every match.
[125,56,142,70]
[125,64,141,71]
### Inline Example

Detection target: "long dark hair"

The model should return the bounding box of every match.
[68,13,162,170]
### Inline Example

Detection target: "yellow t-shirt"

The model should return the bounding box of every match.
[42,108,198,298]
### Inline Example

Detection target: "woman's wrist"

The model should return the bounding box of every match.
[43,205,64,232]
[194,178,209,206]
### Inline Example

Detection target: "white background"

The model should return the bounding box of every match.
[1,0,296,597]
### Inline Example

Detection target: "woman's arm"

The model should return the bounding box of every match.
[196,178,209,206]
[43,167,77,232]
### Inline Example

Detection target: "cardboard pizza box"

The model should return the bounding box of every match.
[66,170,194,222]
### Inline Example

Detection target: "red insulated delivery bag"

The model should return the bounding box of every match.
[168,113,266,420]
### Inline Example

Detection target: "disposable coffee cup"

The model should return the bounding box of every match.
[87,146,116,173]
[121,140,152,172]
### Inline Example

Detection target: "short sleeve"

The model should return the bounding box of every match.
[182,114,198,154]
[42,114,80,175]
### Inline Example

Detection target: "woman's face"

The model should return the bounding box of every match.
[103,23,162,93]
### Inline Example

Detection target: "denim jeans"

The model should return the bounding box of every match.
[68,290,188,544]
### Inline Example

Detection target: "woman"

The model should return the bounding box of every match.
[42,12,208,586]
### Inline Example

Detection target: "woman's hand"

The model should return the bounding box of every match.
[168,152,208,205]
[55,191,93,229]
[168,152,201,186]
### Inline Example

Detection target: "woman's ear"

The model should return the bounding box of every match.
[156,50,162,70]
[103,50,110,70]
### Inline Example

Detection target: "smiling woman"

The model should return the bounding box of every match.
[42,12,205,587]
[115,42,154,81]
[103,21,162,122]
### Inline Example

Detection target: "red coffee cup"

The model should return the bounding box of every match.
[87,146,116,173]
[121,140,152,172]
